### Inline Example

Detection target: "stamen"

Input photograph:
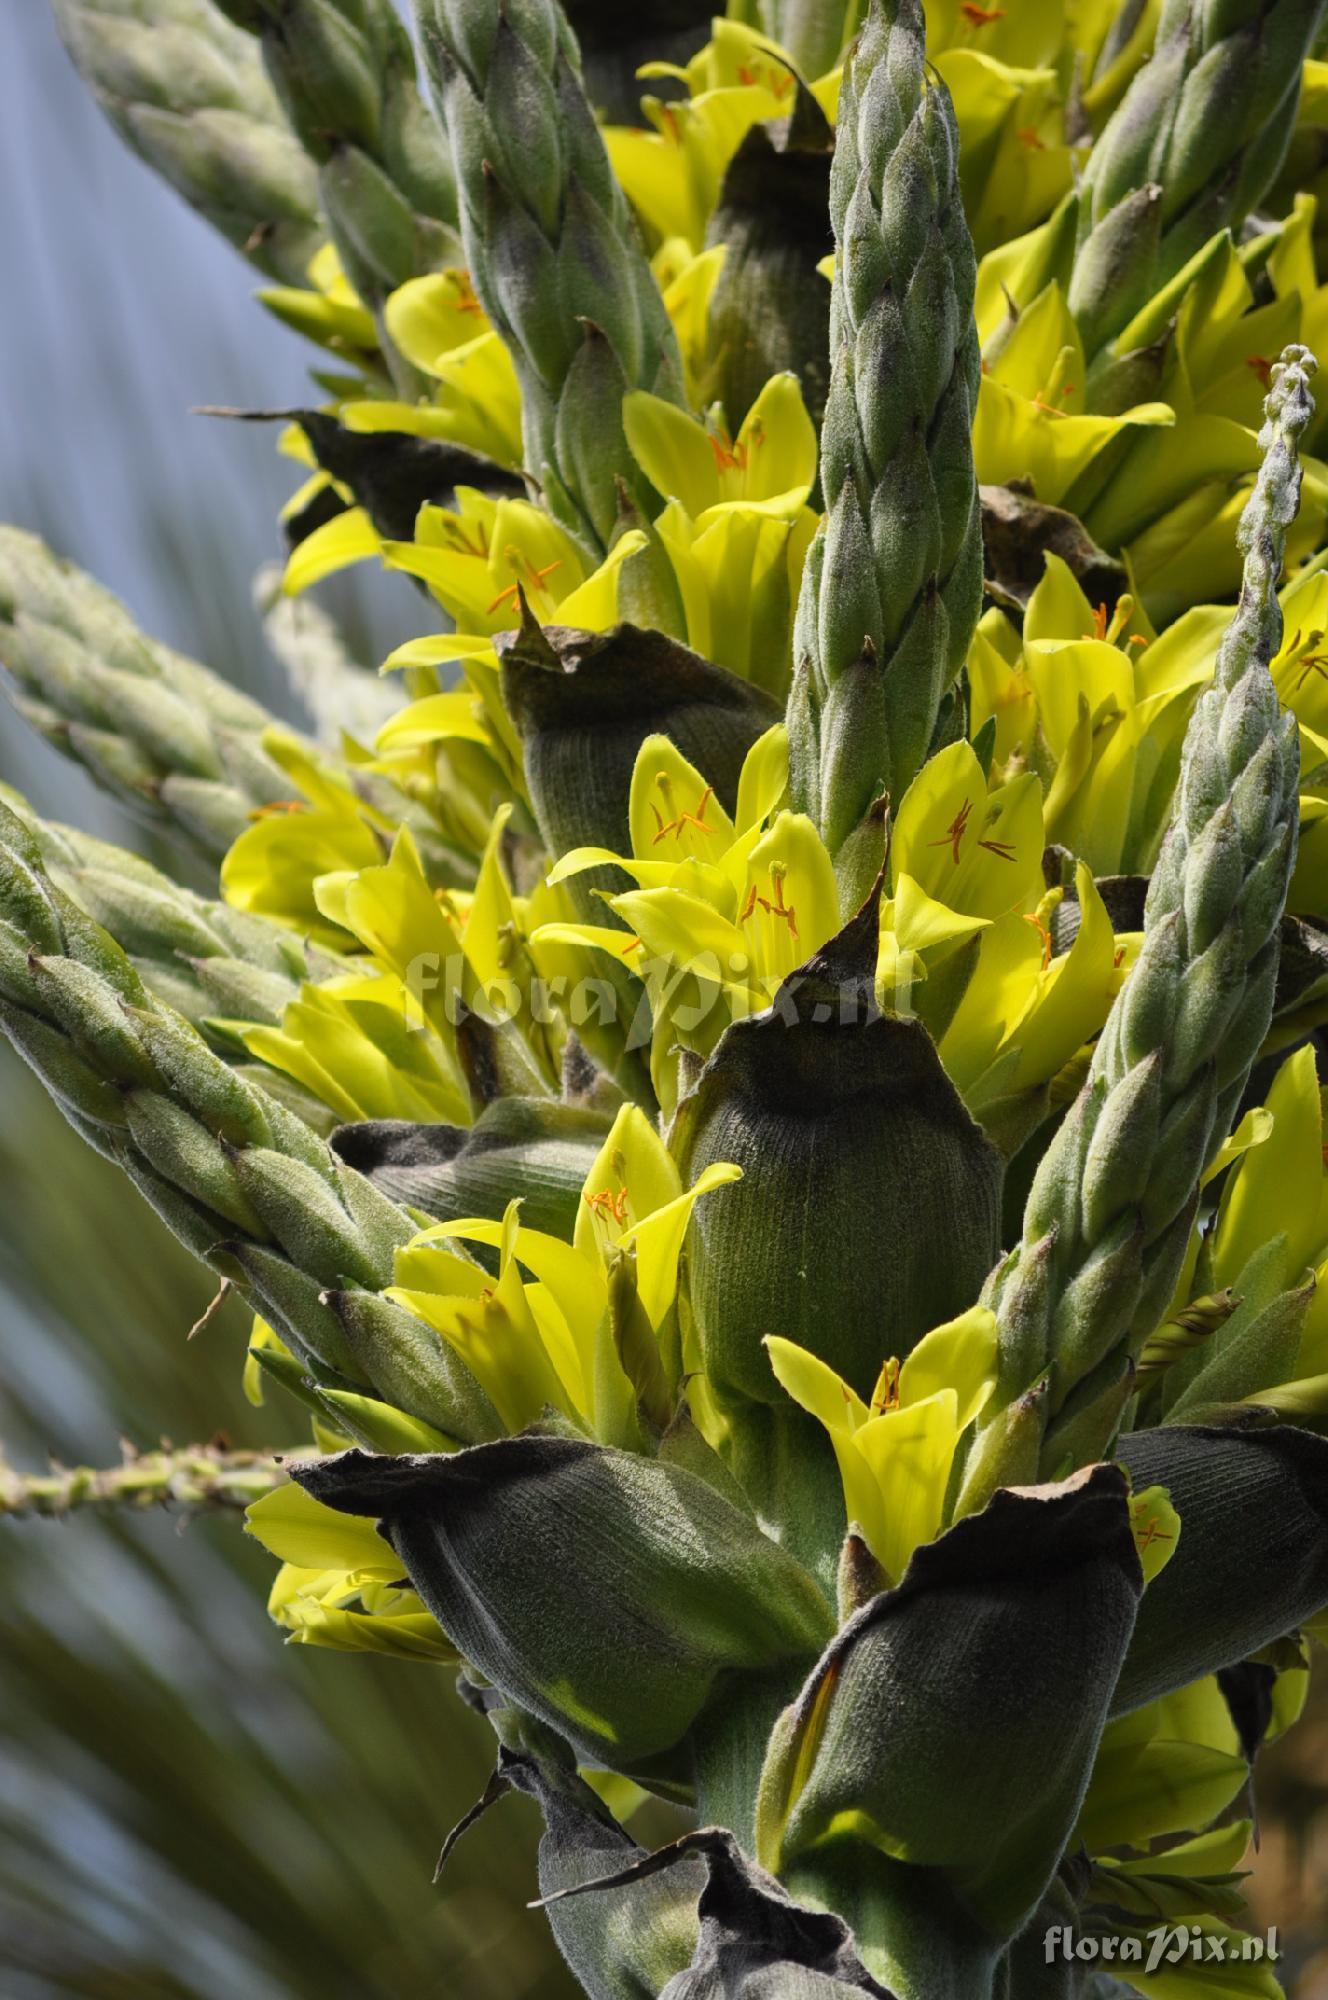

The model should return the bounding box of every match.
[1023,911,1053,971]
[871,1358,902,1414]
[650,774,716,846]
[486,554,563,617]
[928,798,972,865]
[748,863,798,940]
[583,1185,630,1226]
[1293,630,1328,688]
[448,269,485,318]
[709,426,748,475]
[247,800,305,819]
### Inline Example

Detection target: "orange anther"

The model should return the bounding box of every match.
[929,797,973,865]
[1017,126,1045,151]
[650,777,716,846]
[1246,355,1275,389]
[709,425,750,475]
[584,1185,630,1226]
[247,799,305,819]
[960,3,1005,23]
[1294,629,1328,688]
[757,867,798,940]
[1134,1514,1174,1554]
[1023,912,1053,971]
[742,868,798,941]
[448,268,485,317]
[486,555,563,617]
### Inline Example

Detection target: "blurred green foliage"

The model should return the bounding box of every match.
[0,1045,579,1997]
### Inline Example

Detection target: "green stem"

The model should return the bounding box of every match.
[0,1443,303,1520]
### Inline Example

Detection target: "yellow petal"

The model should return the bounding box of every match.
[766,1334,869,1435]
[629,732,737,865]
[854,1393,961,1582]
[735,372,817,511]
[246,1482,400,1576]
[283,507,381,596]
[899,1306,997,1430]
[625,1162,742,1329]
[554,530,648,628]
[574,1103,681,1266]
[736,724,791,832]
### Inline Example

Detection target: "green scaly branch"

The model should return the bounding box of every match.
[414,0,686,551]
[1070,0,1327,367]
[787,0,983,911]
[49,0,325,285]
[971,344,1313,1490]
[0,528,474,885]
[0,799,500,1446]
[211,0,461,358]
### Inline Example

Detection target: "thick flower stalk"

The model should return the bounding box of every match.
[788,0,982,911]
[981,348,1313,1477]
[413,0,686,550]
[0,804,480,1428]
[49,0,325,284]
[0,528,470,884]
[1070,0,1326,366]
[211,0,461,340]
[0,527,310,862]
[8,792,340,1039]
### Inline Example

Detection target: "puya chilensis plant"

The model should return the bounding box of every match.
[9,0,1328,1993]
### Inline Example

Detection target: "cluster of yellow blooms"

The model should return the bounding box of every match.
[184,13,1328,1985]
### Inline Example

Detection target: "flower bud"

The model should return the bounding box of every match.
[295,1435,834,1774]
[497,614,780,861]
[755,1466,1140,1980]
[1113,1424,1328,1715]
[674,901,1003,1407]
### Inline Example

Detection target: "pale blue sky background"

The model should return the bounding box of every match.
[0,15,562,1996]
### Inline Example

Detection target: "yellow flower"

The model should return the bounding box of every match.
[221,735,398,946]
[247,1483,456,1661]
[540,726,841,1080]
[603,22,840,253]
[624,373,817,520]
[354,267,523,467]
[766,1308,998,1584]
[387,1104,740,1439]
[238,971,473,1126]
